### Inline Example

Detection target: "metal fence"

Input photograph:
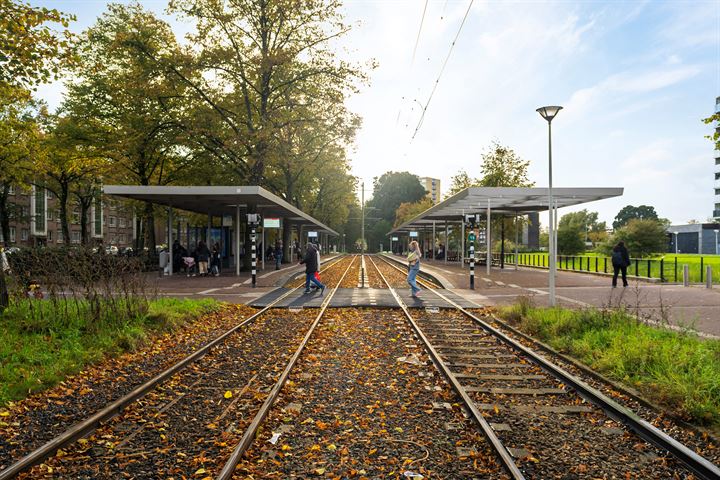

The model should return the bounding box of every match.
[492,252,720,284]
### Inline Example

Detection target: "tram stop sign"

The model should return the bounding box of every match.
[468,232,476,242]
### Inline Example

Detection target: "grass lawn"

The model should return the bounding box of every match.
[0,297,221,405]
[509,252,720,283]
[499,301,720,432]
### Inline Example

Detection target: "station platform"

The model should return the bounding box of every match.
[249,288,482,309]
[381,253,720,338]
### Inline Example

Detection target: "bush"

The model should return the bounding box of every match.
[602,219,668,257]
[4,246,152,328]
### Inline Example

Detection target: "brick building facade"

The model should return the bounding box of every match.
[0,185,135,249]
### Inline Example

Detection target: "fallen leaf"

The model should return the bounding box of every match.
[224,391,233,399]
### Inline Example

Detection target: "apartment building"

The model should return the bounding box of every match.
[0,185,135,248]
[419,177,441,204]
[714,96,720,220]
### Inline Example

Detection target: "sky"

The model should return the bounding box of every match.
[36,0,720,227]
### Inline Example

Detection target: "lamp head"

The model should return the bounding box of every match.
[536,105,563,122]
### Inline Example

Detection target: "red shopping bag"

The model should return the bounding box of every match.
[314,271,321,281]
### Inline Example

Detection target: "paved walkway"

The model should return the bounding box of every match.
[383,254,720,338]
[149,255,341,303]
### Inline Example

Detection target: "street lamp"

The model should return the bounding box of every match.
[537,105,563,307]
[715,229,719,255]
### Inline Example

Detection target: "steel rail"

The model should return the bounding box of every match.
[366,255,525,479]
[215,255,358,480]
[375,255,720,480]
[0,255,351,480]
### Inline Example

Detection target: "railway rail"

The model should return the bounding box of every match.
[369,254,720,480]
[0,256,356,479]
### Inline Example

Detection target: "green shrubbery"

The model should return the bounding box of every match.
[500,302,720,430]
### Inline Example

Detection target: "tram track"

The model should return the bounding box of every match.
[370,254,720,479]
[0,255,355,479]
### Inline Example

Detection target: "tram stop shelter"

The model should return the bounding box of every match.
[103,185,338,276]
[389,186,623,272]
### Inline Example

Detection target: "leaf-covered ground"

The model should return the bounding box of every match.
[231,308,506,479]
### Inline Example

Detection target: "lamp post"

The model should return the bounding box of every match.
[715,229,719,255]
[537,105,563,307]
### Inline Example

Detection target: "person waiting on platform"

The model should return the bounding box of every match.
[196,240,210,276]
[274,240,283,270]
[407,240,422,298]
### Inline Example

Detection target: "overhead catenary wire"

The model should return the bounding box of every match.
[410,0,474,142]
[410,0,429,66]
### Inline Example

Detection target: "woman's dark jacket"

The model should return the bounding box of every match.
[300,247,318,273]
[612,245,630,267]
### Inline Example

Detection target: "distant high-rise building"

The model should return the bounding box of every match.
[419,177,441,204]
[714,97,720,220]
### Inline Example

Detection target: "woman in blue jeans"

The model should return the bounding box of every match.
[407,240,422,297]
[299,243,325,294]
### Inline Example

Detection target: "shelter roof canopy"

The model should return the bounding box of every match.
[390,186,623,233]
[103,185,338,235]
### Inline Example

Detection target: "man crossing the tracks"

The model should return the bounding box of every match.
[407,240,422,298]
[300,243,325,295]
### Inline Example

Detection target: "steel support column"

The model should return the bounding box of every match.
[235,205,240,276]
[486,199,491,276]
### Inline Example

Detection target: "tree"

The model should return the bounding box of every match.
[62,3,190,251]
[609,219,668,257]
[702,112,719,151]
[613,205,659,230]
[478,141,534,187]
[156,0,369,185]
[394,197,433,227]
[557,224,585,254]
[0,84,41,245]
[38,115,108,245]
[0,0,75,89]
[446,170,479,198]
[368,172,427,222]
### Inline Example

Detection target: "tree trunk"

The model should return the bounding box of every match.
[282,220,292,264]
[0,184,10,247]
[144,201,156,256]
[79,197,92,245]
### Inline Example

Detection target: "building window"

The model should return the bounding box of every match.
[716,188,720,196]
[9,227,15,243]
[92,198,103,238]
[716,172,720,180]
[7,185,14,195]
[103,215,107,226]
[21,206,29,219]
[47,230,53,242]
[72,209,80,224]
[119,217,126,228]
[109,216,116,227]
[21,229,28,241]
[119,234,127,244]
[57,230,63,243]
[47,209,53,221]
[71,231,81,244]
[46,189,53,199]
[716,157,720,165]
[31,186,47,236]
